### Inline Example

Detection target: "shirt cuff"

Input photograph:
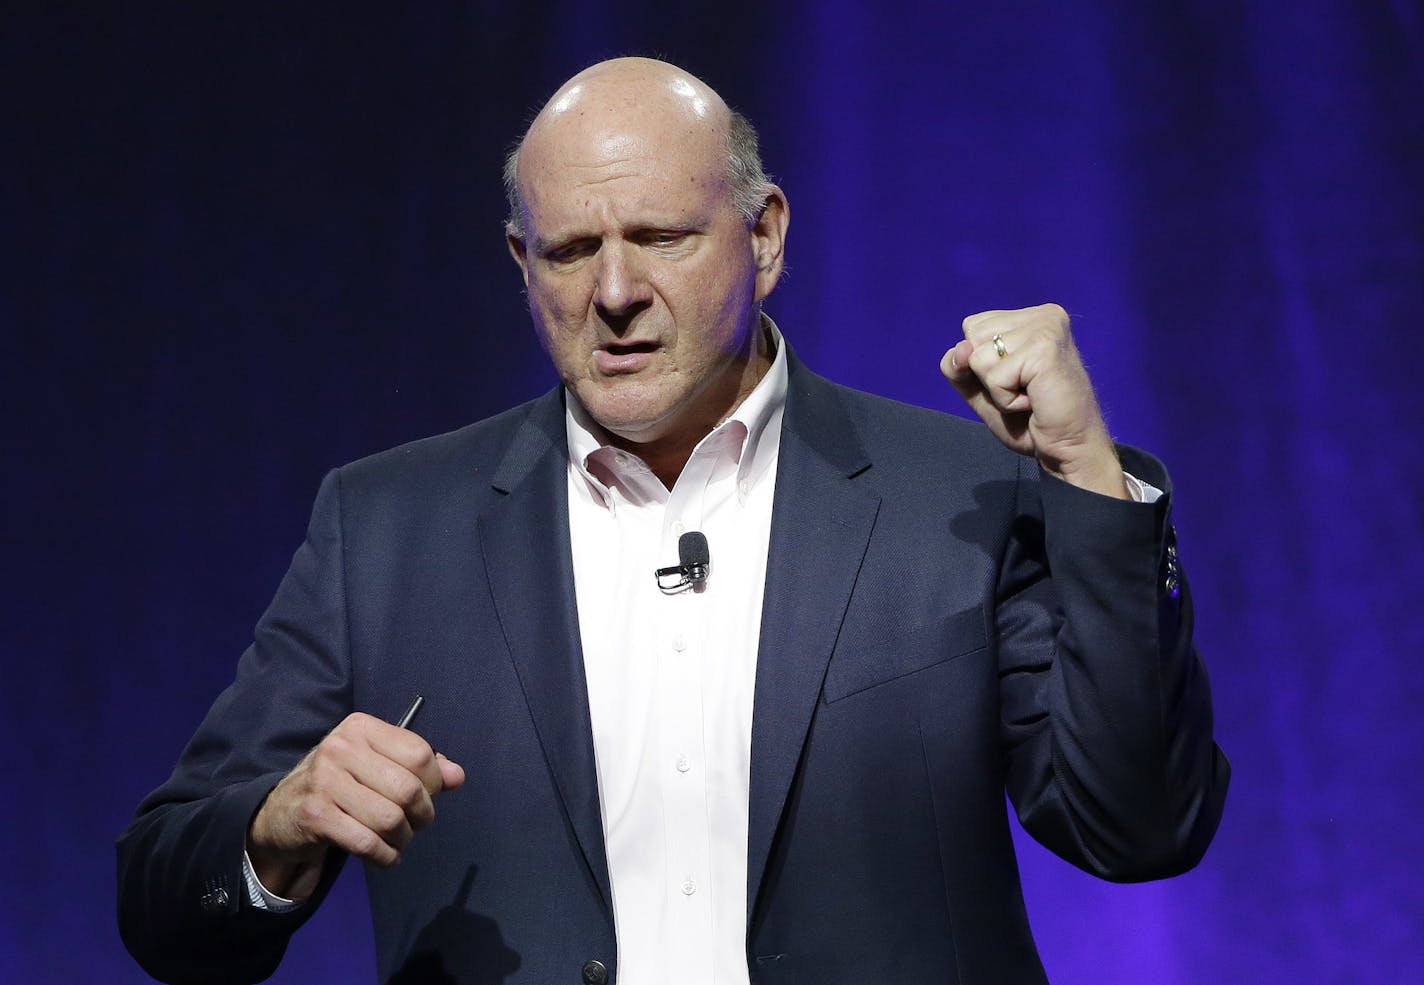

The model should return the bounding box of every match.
[1123,469,1163,504]
[241,849,307,913]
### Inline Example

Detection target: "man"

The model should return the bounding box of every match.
[118,57,1228,985]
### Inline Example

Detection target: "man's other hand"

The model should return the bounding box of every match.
[940,303,1128,500]
[246,712,466,898]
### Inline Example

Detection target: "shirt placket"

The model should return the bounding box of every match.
[656,439,720,981]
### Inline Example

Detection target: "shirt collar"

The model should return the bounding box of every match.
[565,314,788,510]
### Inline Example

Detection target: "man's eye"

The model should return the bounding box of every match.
[644,231,688,247]
[546,242,595,264]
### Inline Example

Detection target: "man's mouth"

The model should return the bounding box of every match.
[594,342,659,374]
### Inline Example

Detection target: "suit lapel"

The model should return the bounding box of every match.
[746,361,881,927]
[471,366,880,934]
[476,391,614,921]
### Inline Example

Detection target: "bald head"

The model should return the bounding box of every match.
[503,58,770,238]
[500,57,790,482]
[536,56,728,134]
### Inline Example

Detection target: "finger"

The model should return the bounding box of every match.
[942,349,1013,422]
[328,770,418,853]
[956,383,1007,428]
[961,310,1010,342]
[965,304,1067,344]
[313,720,439,807]
[945,337,1033,417]
[966,342,1030,413]
[939,339,978,391]
[344,750,437,830]
[436,752,466,791]
[279,765,407,866]
[363,720,445,796]
[319,800,405,868]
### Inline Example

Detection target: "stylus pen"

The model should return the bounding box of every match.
[395,694,425,730]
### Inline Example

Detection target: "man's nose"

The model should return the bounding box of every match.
[592,242,652,318]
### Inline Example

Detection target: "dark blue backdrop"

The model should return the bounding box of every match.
[4,2,1421,982]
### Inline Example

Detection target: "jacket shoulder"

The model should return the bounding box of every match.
[331,390,561,502]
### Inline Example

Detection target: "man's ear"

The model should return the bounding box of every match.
[751,185,789,302]
[506,229,530,287]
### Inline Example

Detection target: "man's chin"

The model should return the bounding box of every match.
[576,393,673,445]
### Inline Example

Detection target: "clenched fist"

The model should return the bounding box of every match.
[246,712,465,899]
[941,303,1128,499]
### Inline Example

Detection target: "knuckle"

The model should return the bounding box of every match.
[405,748,437,783]
[963,312,993,338]
[373,800,408,835]
[391,773,424,806]
[306,762,341,797]
[316,732,354,764]
[352,830,382,860]
[411,742,437,770]
[298,799,329,829]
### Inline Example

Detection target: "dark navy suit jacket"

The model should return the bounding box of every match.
[118,355,1229,984]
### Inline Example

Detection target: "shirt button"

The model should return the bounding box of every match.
[738,479,751,497]
[672,519,686,535]
[614,452,629,467]
[676,754,691,773]
[672,635,686,652]
[681,879,696,896]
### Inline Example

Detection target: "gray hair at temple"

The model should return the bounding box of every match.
[502,109,773,240]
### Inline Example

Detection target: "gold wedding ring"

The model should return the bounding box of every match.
[991,334,1008,359]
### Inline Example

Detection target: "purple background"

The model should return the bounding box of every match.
[5,2,1422,982]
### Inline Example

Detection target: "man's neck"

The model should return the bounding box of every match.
[604,322,775,489]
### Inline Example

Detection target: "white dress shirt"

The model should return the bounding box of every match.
[564,323,787,985]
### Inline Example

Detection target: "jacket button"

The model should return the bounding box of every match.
[581,959,609,985]
[199,887,229,913]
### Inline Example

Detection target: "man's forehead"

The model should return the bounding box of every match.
[511,59,735,239]
[524,160,717,247]
[522,88,726,189]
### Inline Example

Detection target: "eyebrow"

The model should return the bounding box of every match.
[530,231,591,256]
[531,215,711,256]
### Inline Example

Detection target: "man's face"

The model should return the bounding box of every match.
[509,81,784,451]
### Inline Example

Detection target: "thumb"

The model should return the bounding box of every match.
[435,752,466,791]
[941,339,995,415]
[941,340,1020,432]
[940,339,980,400]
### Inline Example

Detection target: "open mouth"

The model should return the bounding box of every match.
[594,342,659,374]
[604,342,658,355]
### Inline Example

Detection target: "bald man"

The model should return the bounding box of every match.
[119,58,1228,985]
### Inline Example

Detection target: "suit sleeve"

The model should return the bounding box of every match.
[997,447,1230,881]
[116,469,353,984]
